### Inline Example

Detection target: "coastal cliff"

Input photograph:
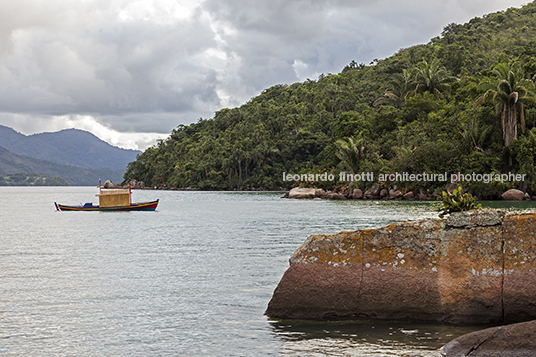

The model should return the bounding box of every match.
[266,210,536,324]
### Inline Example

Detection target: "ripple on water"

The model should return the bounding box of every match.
[0,188,524,356]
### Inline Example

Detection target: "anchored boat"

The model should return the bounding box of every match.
[55,182,158,211]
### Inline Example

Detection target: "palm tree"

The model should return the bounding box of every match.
[335,134,365,174]
[414,59,457,98]
[474,62,536,147]
[373,69,416,108]
[458,117,492,153]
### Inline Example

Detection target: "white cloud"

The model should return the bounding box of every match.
[293,59,319,81]
[0,112,168,150]
[0,0,529,150]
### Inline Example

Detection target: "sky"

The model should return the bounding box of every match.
[0,0,529,151]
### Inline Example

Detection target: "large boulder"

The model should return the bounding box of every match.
[265,210,536,324]
[440,320,536,356]
[379,188,388,198]
[502,189,525,201]
[288,187,317,199]
[402,191,415,200]
[130,179,145,189]
[389,189,403,199]
[352,189,363,199]
[364,183,381,198]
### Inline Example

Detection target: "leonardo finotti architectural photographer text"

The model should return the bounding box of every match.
[282,171,527,184]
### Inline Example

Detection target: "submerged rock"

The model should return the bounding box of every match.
[440,320,536,356]
[265,210,536,324]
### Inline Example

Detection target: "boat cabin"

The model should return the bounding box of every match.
[99,189,131,208]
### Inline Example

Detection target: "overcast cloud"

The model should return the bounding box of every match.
[0,0,528,150]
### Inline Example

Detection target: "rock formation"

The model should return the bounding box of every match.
[502,189,525,201]
[285,185,533,201]
[288,187,317,199]
[352,189,363,199]
[288,187,324,199]
[440,320,536,356]
[265,210,536,324]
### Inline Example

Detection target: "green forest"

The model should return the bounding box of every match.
[125,2,536,199]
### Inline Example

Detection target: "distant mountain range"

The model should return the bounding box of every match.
[0,125,142,185]
[0,125,140,169]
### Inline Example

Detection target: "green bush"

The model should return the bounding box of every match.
[434,187,481,218]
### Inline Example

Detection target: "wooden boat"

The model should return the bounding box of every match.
[55,200,159,211]
[55,181,159,211]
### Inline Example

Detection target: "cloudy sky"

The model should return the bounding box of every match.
[0,0,529,150]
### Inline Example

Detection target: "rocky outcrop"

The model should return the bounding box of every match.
[440,320,536,356]
[265,210,536,324]
[129,179,146,189]
[103,180,115,188]
[286,186,436,200]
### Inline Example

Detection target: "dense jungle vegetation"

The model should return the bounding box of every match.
[125,2,536,199]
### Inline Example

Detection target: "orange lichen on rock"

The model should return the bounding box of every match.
[502,213,536,322]
[266,211,536,324]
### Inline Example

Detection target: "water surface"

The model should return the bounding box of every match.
[0,188,532,356]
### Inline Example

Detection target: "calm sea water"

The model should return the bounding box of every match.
[1,187,534,356]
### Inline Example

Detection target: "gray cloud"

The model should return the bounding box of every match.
[0,0,528,149]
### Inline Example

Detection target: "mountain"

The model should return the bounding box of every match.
[0,125,141,169]
[0,145,127,185]
[123,2,536,198]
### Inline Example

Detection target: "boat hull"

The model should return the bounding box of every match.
[55,200,159,211]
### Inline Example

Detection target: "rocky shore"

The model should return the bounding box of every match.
[265,210,536,324]
[284,186,531,201]
[103,179,531,201]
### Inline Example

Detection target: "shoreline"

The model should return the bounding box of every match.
[97,179,536,201]
[122,186,534,201]
[282,186,534,201]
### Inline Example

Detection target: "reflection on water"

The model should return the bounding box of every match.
[479,199,536,212]
[270,319,493,356]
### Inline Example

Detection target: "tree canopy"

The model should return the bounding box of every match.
[125,2,536,199]
[474,61,536,147]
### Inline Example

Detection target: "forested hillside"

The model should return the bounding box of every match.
[125,2,536,199]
